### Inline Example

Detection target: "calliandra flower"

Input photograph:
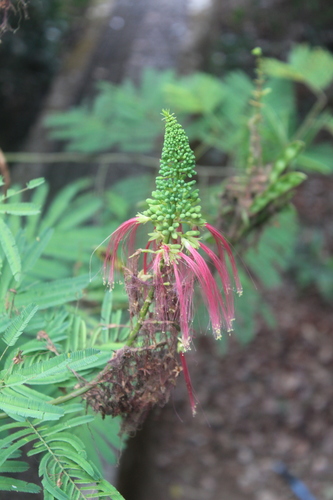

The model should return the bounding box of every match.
[103,110,242,417]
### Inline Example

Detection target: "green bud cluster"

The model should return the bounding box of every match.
[142,110,206,242]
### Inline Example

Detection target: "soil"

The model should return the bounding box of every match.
[117,175,333,500]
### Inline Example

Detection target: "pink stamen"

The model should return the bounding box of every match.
[205,223,242,295]
[173,261,192,349]
[180,352,196,416]
[104,217,139,286]
[180,246,225,337]
[200,242,234,330]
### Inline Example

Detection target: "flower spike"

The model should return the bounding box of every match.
[101,111,242,418]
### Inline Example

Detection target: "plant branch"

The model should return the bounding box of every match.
[4,151,235,177]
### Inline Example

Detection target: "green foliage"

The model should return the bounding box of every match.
[262,44,333,93]
[2,303,39,346]
[0,177,137,498]
[167,70,254,165]
[292,228,333,301]
[0,416,125,499]
[45,69,176,153]
[45,44,333,179]
[203,206,299,345]
[244,207,299,288]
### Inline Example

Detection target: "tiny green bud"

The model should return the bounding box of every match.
[252,47,262,57]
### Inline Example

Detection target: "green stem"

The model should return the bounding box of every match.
[4,151,159,167]
[125,237,172,348]
[3,151,235,177]
[126,286,154,347]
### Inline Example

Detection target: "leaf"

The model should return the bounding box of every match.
[38,415,95,439]
[0,460,29,473]
[0,476,40,493]
[0,219,21,282]
[7,384,55,403]
[65,314,88,352]
[263,44,333,92]
[165,72,225,113]
[2,303,39,346]
[41,470,69,500]
[88,479,126,499]
[0,203,40,215]
[100,291,113,343]
[0,314,12,334]
[0,427,33,451]
[245,208,299,287]
[22,228,54,273]
[40,178,91,231]
[15,275,89,309]
[5,349,102,385]
[297,143,333,174]
[26,178,45,189]
[0,392,64,421]
[0,435,38,466]
[31,432,86,455]
[25,182,49,239]
[0,421,30,435]
[261,78,296,156]
[56,196,103,230]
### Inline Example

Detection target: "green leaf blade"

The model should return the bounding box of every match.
[0,203,40,216]
[2,303,39,346]
[0,476,41,493]
[0,393,64,421]
[0,219,21,282]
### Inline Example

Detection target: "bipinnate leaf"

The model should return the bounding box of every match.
[2,303,39,346]
[0,219,21,281]
[31,421,126,500]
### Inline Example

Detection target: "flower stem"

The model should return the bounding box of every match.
[126,286,154,346]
